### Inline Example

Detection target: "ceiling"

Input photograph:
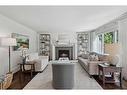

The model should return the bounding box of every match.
[0,6,127,33]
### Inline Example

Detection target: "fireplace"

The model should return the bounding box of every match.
[59,50,69,58]
[55,47,73,60]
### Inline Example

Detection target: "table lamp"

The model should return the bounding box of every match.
[104,43,121,66]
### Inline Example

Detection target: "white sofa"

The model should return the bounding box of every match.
[26,53,49,72]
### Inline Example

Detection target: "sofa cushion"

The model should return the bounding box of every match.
[81,54,89,59]
[78,57,88,66]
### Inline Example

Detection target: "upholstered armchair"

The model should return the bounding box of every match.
[26,53,49,72]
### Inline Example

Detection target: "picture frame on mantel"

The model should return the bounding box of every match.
[12,33,29,51]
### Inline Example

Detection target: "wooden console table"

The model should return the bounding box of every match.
[19,62,36,78]
[98,63,122,88]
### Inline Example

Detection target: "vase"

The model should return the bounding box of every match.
[22,57,26,64]
[110,55,119,66]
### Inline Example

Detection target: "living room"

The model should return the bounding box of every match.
[1,5,127,92]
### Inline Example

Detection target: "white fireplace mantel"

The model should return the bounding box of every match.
[54,43,74,47]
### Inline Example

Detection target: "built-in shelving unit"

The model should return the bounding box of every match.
[39,34,51,59]
[77,32,90,55]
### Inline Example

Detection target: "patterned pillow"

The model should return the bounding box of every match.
[88,54,99,61]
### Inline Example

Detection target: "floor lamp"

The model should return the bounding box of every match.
[1,38,17,73]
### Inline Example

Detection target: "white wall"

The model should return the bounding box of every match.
[39,31,77,44]
[119,18,127,80]
[0,14,37,76]
[90,31,97,52]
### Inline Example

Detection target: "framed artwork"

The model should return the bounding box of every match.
[12,33,29,51]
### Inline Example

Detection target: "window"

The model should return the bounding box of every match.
[104,30,118,44]
[104,32,114,44]
[96,30,119,54]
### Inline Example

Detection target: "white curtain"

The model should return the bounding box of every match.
[92,34,103,54]
[119,18,127,80]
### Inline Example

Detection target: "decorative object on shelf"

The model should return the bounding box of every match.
[39,34,50,59]
[77,32,90,56]
[0,37,17,73]
[40,42,45,50]
[56,40,59,43]
[12,33,29,51]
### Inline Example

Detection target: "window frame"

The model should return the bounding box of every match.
[96,30,119,54]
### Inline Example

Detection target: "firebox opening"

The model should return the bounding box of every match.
[59,50,69,59]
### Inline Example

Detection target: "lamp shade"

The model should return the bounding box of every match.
[0,38,17,46]
[104,43,120,55]
[104,43,121,66]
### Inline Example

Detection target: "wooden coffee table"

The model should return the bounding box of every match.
[98,63,122,88]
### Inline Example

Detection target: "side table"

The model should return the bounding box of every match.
[19,61,36,78]
[98,63,122,88]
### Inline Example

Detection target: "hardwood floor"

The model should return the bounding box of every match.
[8,71,38,89]
[8,71,127,89]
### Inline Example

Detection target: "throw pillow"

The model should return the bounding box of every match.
[88,54,99,61]
[81,54,89,59]
[94,55,99,61]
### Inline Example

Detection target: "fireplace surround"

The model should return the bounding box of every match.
[55,47,73,60]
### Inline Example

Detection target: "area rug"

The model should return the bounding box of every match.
[24,62,102,89]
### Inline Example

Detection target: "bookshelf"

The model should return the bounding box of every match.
[39,34,51,59]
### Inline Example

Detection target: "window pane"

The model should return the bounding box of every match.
[116,30,119,43]
[104,32,113,44]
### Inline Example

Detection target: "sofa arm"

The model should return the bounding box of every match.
[39,56,49,71]
[30,56,49,72]
[88,61,107,75]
